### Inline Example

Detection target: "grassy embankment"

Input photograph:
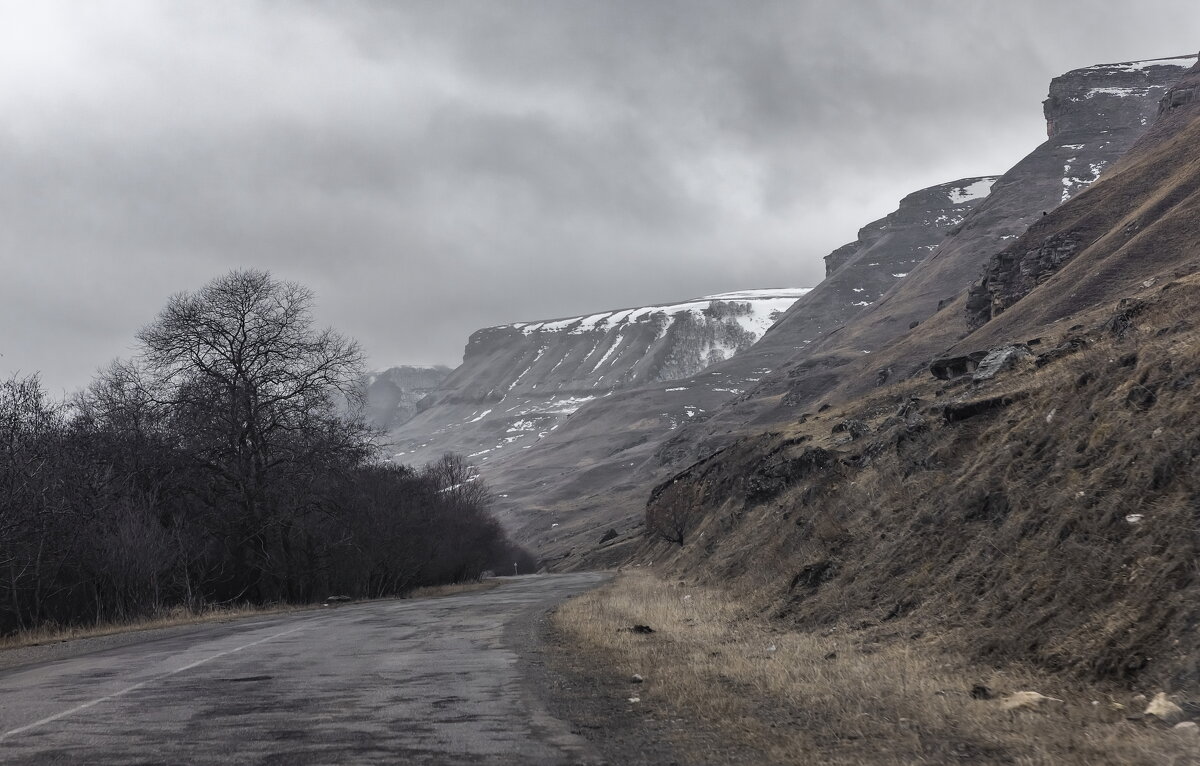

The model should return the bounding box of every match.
[555,571,1198,765]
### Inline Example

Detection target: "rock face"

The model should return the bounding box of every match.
[383,290,808,467]
[957,56,1200,352]
[966,55,1197,327]
[773,178,999,354]
[364,365,452,430]
[479,55,1196,563]
[1044,56,1198,143]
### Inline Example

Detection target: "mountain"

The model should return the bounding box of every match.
[383,289,809,466]
[476,175,999,558]
[727,53,1198,417]
[477,54,1196,565]
[638,54,1200,690]
[364,365,452,431]
[964,58,1200,338]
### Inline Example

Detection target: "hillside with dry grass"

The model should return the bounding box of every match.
[576,280,1200,764]
[647,275,1200,682]
[629,64,1200,699]
[550,59,1200,765]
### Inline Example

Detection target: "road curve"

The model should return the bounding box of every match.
[0,572,609,765]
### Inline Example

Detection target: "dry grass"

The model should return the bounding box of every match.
[640,276,1200,692]
[556,571,1200,765]
[406,578,504,599]
[0,602,311,651]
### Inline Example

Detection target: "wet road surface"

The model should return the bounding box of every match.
[0,573,609,765]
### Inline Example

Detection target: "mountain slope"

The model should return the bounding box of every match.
[479,175,1000,557]
[384,289,808,466]
[640,59,1200,688]
[482,55,1195,565]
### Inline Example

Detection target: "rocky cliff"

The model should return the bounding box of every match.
[476,54,1196,566]
[958,55,1200,351]
[966,55,1200,326]
[383,289,808,467]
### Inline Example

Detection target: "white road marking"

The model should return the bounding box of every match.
[0,624,306,741]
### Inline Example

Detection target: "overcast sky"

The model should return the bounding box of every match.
[2,1,1198,393]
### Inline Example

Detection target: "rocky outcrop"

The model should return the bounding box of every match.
[965,233,1082,327]
[966,55,1197,329]
[384,289,808,467]
[779,177,999,351]
[364,365,452,430]
[1043,56,1196,146]
[953,59,1200,353]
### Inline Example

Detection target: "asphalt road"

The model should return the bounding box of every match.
[0,573,610,765]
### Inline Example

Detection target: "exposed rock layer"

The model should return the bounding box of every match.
[966,56,1198,327]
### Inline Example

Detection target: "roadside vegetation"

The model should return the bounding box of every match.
[556,571,1199,765]
[0,269,533,638]
[644,275,1200,692]
[572,274,1200,762]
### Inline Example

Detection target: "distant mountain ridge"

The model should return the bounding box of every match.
[474,174,1001,555]
[382,289,809,466]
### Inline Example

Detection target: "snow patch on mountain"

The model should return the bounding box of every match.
[1085,56,1197,73]
[947,177,998,205]
[505,288,811,336]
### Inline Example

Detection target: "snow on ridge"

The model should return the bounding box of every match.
[1085,86,1156,98]
[947,177,998,205]
[1086,55,1197,73]
[703,288,812,301]
[502,288,812,336]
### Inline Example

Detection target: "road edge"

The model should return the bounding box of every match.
[507,574,693,766]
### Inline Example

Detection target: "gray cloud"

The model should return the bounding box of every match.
[2,0,1198,392]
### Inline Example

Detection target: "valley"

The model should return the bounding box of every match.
[6,9,1200,762]
[365,52,1200,763]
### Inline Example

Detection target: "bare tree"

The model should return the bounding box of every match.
[135,269,370,599]
[0,273,537,635]
[646,480,696,545]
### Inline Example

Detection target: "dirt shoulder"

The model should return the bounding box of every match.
[510,576,754,766]
[545,570,1200,765]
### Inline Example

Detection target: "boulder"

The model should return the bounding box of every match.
[930,351,989,380]
[972,345,1032,382]
[1145,692,1186,725]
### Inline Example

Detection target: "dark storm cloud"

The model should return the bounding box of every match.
[2,0,1198,391]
